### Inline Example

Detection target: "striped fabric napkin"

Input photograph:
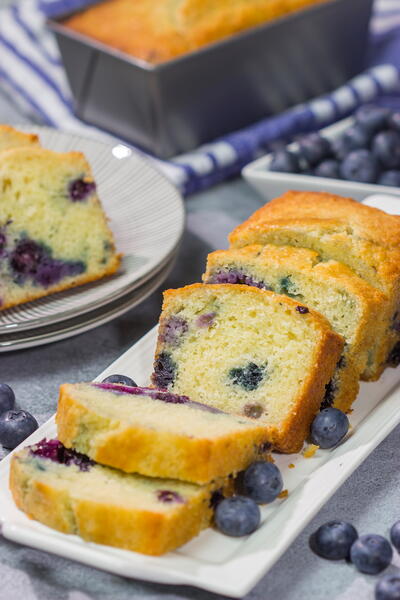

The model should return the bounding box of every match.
[0,0,399,196]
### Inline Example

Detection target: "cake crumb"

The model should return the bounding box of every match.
[278,489,288,499]
[288,463,295,469]
[303,444,319,458]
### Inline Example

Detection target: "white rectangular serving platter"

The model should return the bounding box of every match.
[1,194,400,598]
[242,117,400,203]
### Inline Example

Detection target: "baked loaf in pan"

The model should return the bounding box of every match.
[10,439,231,556]
[64,0,329,64]
[151,283,344,453]
[56,382,270,484]
[0,146,120,310]
[203,244,385,413]
[229,191,400,381]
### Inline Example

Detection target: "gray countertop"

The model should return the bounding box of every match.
[1,86,400,600]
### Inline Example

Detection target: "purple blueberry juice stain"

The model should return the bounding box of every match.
[208,269,271,290]
[243,403,263,419]
[92,382,225,413]
[196,312,216,328]
[68,178,96,202]
[151,352,177,389]
[9,237,85,287]
[160,315,188,346]
[30,439,94,471]
[157,490,184,504]
[296,305,309,314]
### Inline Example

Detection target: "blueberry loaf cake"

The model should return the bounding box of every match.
[203,244,386,412]
[151,283,344,453]
[0,146,120,310]
[65,0,328,64]
[229,190,400,380]
[10,439,231,555]
[0,125,39,151]
[56,382,270,484]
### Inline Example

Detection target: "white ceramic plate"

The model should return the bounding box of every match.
[242,117,400,203]
[0,195,399,597]
[0,252,176,352]
[0,126,185,333]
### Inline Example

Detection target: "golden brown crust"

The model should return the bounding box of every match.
[65,0,329,63]
[9,452,230,555]
[56,383,269,484]
[158,283,344,453]
[0,125,39,150]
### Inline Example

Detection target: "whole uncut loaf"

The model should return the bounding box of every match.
[203,244,386,413]
[56,382,271,484]
[10,439,231,556]
[65,0,328,63]
[151,283,344,453]
[229,190,400,380]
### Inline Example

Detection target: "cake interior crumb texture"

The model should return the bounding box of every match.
[0,144,120,310]
[152,283,343,453]
[10,443,228,555]
[56,382,269,483]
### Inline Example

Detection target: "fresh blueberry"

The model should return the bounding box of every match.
[0,383,15,415]
[375,575,400,600]
[331,125,369,161]
[372,131,400,169]
[310,407,349,449]
[390,521,400,552]
[314,159,341,179]
[309,521,358,560]
[269,150,301,173]
[101,374,137,387]
[355,105,390,135]
[388,112,400,133]
[229,362,266,391]
[378,170,400,187]
[350,534,393,575]
[297,134,331,166]
[0,410,38,449]
[215,496,260,537]
[242,461,283,504]
[340,149,379,183]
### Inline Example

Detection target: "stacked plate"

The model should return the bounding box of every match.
[0,127,185,351]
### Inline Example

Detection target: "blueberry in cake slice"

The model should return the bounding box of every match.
[151,283,344,453]
[10,439,231,555]
[0,146,120,310]
[229,190,400,380]
[0,125,39,151]
[203,244,385,412]
[56,382,270,484]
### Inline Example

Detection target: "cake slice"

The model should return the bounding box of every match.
[229,190,400,380]
[151,283,344,453]
[0,125,39,152]
[56,382,270,484]
[203,245,386,412]
[10,439,231,556]
[0,146,120,310]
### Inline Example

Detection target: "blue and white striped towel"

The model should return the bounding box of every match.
[0,0,400,196]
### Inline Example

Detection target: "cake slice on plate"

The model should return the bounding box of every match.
[10,439,230,555]
[203,244,386,412]
[151,283,344,453]
[0,146,120,310]
[56,382,270,484]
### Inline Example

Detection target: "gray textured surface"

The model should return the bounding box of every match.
[1,80,400,600]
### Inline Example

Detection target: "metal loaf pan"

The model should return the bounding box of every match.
[49,0,373,158]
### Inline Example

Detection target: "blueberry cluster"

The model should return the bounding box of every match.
[269,105,400,186]
[0,383,38,450]
[310,519,400,599]
[214,461,283,537]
